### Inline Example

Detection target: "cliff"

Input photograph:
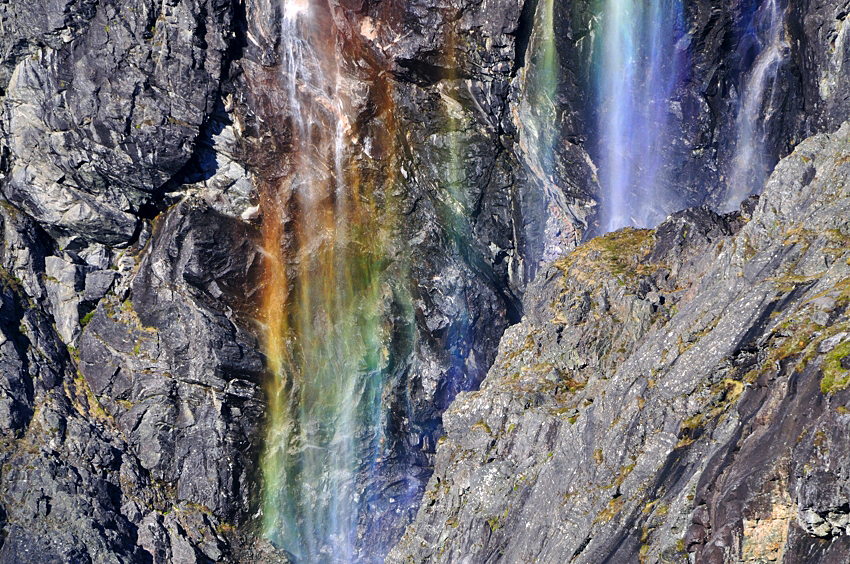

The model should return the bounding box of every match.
[388,121,850,563]
[0,0,847,560]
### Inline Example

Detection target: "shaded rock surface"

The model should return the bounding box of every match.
[0,198,287,563]
[79,197,266,520]
[388,122,850,562]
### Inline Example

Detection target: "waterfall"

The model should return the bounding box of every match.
[593,0,685,232]
[724,0,789,210]
[259,0,395,560]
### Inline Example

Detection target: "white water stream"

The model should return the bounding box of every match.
[725,0,789,210]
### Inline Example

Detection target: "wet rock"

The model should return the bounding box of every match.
[0,0,849,560]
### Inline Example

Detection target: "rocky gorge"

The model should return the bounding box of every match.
[0,0,847,562]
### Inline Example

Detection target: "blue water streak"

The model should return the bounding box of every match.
[594,0,686,232]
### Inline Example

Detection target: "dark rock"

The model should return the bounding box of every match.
[83,269,117,302]
[0,192,275,563]
[790,0,850,133]
[0,0,236,243]
[79,197,266,521]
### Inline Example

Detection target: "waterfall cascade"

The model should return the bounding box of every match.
[257,0,794,560]
[259,1,397,560]
[593,0,686,232]
[590,0,790,230]
[725,0,790,210]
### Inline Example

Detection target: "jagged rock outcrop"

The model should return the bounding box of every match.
[388,121,850,563]
[79,198,266,520]
[0,199,286,563]
[0,0,239,243]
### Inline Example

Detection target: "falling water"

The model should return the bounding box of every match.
[724,0,789,210]
[259,0,397,560]
[518,0,558,180]
[593,0,685,232]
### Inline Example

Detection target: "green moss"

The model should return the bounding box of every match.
[80,310,95,327]
[554,228,655,288]
[471,420,491,434]
[642,499,659,515]
[0,200,19,218]
[615,461,636,488]
[487,507,509,532]
[821,341,850,394]
[593,497,625,524]
[73,370,109,421]
[680,412,703,432]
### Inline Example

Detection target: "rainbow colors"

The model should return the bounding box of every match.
[259,1,398,560]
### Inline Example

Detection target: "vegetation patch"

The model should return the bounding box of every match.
[821,341,850,394]
[555,228,656,288]
[487,507,509,532]
[593,497,625,524]
[471,420,492,434]
[614,459,636,488]
[80,310,95,327]
[0,266,25,294]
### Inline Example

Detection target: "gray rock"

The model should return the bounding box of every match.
[0,0,235,243]
[44,254,91,343]
[819,332,849,354]
[79,197,266,521]
[389,122,850,563]
[83,269,117,302]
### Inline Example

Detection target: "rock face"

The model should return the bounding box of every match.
[0,0,280,558]
[79,198,266,520]
[0,196,285,562]
[0,0,848,559]
[0,0,235,242]
[388,122,850,562]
